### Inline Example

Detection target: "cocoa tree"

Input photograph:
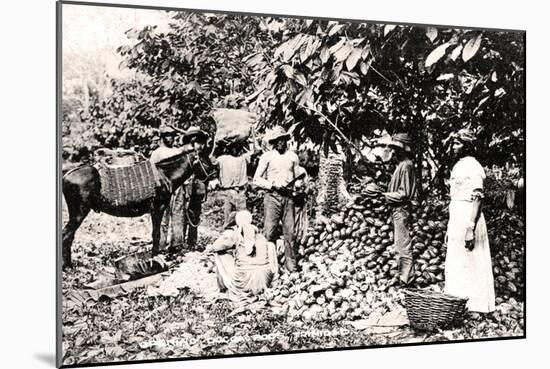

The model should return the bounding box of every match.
[116,12,275,134]
[249,20,524,201]
[75,14,524,195]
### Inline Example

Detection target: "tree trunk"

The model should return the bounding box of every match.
[412,115,425,204]
[315,149,349,221]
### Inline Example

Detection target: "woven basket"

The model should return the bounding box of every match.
[403,288,468,331]
[98,160,161,207]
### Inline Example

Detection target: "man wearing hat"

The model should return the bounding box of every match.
[254,126,301,272]
[150,125,186,251]
[379,132,418,286]
[150,125,181,164]
[180,126,212,250]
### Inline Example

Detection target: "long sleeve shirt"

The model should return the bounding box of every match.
[253,150,300,190]
[385,159,417,206]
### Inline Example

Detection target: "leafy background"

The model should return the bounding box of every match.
[63,10,524,196]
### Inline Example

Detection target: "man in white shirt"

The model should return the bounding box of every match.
[253,126,300,272]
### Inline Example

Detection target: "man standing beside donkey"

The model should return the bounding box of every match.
[151,125,213,252]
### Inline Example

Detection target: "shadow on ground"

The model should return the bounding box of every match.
[34,353,56,367]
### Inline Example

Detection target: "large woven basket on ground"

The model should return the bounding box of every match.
[403,288,468,331]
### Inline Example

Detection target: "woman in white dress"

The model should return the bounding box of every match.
[444,128,495,313]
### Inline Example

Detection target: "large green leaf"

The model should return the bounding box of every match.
[300,36,321,63]
[319,47,331,64]
[334,43,353,63]
[462,34,483,62]
[329,38,346,55]
[425,42,451,67]
[273,37,296,60]
[426,27,438,42]
[282,65,294,79]
[299,35,313,63]
[345,48,363,71]
[328,23,345,37]
[294,72,308,87]
[384,25,396,37]
[283,34,306,62]
[361,45,371,60]
[450,44,463,61]
[360,59,372,75]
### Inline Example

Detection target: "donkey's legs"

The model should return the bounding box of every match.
[62,169,97,269]
[62,201,90,269]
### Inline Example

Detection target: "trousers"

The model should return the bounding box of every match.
[263,192,296,272]
[222,188,248,225]
[183,193,203,249]
[392,207,415,284]
[159,186,185,251]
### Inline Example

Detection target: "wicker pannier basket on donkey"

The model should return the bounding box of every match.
[94,148,163,209]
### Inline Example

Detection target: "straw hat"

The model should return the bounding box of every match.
[159,125,177,137]
[389,133,413,152]
[182,126,209,143]
[265,126,291,143]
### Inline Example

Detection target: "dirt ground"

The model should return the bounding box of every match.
[60,193,524,366]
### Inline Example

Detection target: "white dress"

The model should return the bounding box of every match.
[444,157,495,313]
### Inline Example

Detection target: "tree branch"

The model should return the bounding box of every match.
[370,64,394,84]
[294,101,367,160]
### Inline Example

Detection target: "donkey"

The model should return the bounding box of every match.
[61,149,215,269]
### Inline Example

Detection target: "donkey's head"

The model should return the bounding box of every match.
[192,152,217,182]
[154,149,196,190]
[155,149,217,190]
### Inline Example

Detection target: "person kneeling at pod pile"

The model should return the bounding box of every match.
[205,210,278,300]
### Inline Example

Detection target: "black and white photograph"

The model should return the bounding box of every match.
[58,1,525,366]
